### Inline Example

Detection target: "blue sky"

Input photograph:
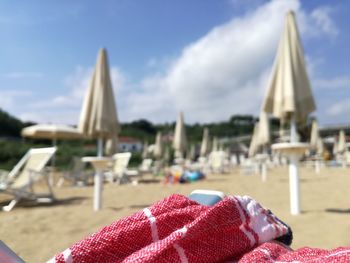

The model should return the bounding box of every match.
[0,0,349,126]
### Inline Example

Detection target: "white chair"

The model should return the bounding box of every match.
[239,158,259,176]
[138,158,153,174]
[56,157,91,187]
[0,147,57,211]
[109,152,139,184]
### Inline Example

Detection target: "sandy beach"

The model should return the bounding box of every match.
[1,166,350,262]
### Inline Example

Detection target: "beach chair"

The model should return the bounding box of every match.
[0,147,57,211]
[209,151,227,174]
[239,158,259,176]
[152,159,165,176]
[138,158,153,175]
[109,152,139,184]
[56,157,91,187]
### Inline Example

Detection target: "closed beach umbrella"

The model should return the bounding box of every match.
[262,11,316,215]
[78,48,120,211]
[173,112,187,158]
[333,139,338,156]
[154,131,163,159]
[338,130,346,154]
[256,112,270,147]
[316,138,324,156]
[212,137,218,152]
[79,48,120,152]
[187,144,196,161]
[200,128,210,157]
[310,120,319,150]
[248,113,270,157]
[248,123,259,157]
[262,11,316,141]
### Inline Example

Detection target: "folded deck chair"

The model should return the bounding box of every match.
[110,152,139,184]
[139,158,153,173]
[0,147,57,211]
[138,158,153,175]
[56,156,91,187]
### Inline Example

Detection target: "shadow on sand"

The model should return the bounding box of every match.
[137,179,161,184]
[325,208,350,214]
[205,178,228,182]
[107,204,153,212]
[0,196,88,210]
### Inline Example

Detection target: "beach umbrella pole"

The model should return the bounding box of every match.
[289,154,300,215]
[289,116,301,215]
[94,137,104,211]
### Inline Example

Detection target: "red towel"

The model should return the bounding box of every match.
[48,194,350,262]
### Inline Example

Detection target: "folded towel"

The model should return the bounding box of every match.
[48,194,349,262]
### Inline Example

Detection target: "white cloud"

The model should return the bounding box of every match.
[13,0,339,125]
[18,110,81,125]
[19,65,126,124]
[327,99,350,116]
[0,90,32,110]
[314,76,350,90]
[0,72,43,79]
[122,0,338,123]
[29,65,126,110]
[122,0,340,123]
[310,7,338,37]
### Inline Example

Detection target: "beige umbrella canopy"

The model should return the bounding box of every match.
[78,48,120,156]
[173,112,187,158]
[316,137,324,155]
[333,139,338,156]
[257,112,270,147]
[310,120,319,150]
[248,123,259,157]
[262,11,316,139]
[248,113,270,157]
[22,124,83,141]
[153,131,163,159]
[211,137,218,152]
[338,130,346,154]
[200,128,210,157]
[187,144,196,160]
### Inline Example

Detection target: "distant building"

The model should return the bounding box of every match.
[118,136,142,152]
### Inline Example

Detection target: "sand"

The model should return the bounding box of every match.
[1,166,350,262]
